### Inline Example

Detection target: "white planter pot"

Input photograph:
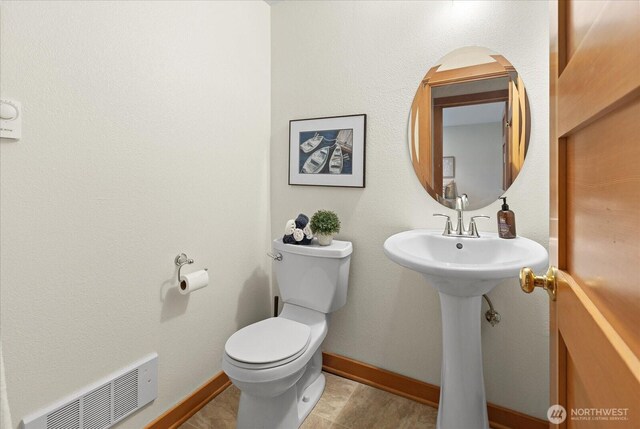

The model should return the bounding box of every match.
[316,233,335,246]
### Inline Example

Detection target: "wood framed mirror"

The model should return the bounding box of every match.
[409,47,531,210]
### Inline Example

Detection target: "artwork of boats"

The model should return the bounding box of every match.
[301,146,330,173]
[300,132,324,153]
[329,145,343,174]
[336,129,353,153]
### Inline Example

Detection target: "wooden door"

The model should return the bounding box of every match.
[545,1,640,427]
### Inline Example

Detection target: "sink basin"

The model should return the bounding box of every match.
[384,229,548,296]
[383,229,548,429]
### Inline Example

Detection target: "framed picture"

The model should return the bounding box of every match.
[289,114,366,188]
[443,156,455,178]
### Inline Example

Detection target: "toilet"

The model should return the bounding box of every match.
[222,238,352,429]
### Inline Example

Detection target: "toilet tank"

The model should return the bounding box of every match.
[272,238,352,313]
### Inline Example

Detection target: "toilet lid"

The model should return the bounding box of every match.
[225,318,311,365]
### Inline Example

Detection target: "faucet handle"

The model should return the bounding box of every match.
[468,215,490,237]
[433,213,453,235]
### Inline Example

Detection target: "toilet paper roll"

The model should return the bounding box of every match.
[179,269,209,295]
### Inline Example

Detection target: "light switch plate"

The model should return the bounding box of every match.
[0,99,22,139]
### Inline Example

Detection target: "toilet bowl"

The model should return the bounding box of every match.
[222,239,352,429]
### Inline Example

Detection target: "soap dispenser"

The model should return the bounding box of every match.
[497,197,516,239]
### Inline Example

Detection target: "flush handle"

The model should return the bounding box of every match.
[519,266,557,301]
[267,252,283,261]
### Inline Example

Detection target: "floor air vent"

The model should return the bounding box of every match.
[21,354,157,429]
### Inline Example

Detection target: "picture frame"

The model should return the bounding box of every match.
[289,114,366,188]
[443,156,455,179]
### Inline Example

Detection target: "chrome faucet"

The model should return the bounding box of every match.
[454,194,468,235]
[434,194,490,238]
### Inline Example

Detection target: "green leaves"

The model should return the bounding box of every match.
[310,210,341,235]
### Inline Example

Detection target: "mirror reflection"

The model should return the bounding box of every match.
[409,47,530,210]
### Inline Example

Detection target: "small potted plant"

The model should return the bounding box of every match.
[310,210,340,246]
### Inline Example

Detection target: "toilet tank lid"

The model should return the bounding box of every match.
[273,238,352,258]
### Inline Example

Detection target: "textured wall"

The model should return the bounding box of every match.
[271,0,550,418]
[0,1,270,427]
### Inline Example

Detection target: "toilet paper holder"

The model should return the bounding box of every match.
[174,253,207,286]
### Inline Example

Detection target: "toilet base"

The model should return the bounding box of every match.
[236,373,326,429]
[298,373,325,425]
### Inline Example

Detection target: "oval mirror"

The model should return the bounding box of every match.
[409,46,531,210]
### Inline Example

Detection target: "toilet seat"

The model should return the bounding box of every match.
[224,317,311,369]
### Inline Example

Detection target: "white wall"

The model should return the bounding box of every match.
[443,121,503,209]
[0,1,270,428]
[271,0,550,419]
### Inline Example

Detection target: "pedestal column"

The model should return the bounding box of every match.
[437,292,489,429]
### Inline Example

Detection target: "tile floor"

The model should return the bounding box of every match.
[180,372,438,429]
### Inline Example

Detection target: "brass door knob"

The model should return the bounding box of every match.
[519,266,557,301]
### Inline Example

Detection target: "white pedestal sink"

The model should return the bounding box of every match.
[383,229,547,429]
